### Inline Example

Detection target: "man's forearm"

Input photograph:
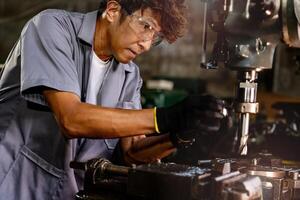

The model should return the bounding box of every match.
[44,90,156,138]
[64,103,155,138]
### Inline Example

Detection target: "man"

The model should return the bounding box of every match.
[0,0,225,199]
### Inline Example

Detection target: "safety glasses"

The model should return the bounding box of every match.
[128,14,164,46]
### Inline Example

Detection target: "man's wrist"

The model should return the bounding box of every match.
[153,107,161,134]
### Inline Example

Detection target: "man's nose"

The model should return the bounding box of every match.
[138,39,152,52]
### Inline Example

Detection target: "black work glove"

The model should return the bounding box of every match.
[155,95,226,148]
[156,95,226,133]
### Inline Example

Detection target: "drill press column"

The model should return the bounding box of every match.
[236,70,259,155]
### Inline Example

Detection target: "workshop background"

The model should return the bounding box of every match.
[0,0,300,162]
[1,0,300,98]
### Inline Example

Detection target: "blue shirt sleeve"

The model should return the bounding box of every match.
[20,11,81,106]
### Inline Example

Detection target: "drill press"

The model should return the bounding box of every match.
[200,0,300,155]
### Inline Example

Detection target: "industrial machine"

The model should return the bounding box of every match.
[200,0,300,155]
[72,0,300,199]
[71,155,300,200]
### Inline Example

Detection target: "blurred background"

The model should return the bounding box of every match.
[0,0,300,163]
[0,0,244,98]
[1,0,299,99]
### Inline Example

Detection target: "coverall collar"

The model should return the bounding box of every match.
[78,10,98,46]
[78,11,134,72]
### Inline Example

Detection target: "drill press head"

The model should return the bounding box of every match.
[200,0,300,155]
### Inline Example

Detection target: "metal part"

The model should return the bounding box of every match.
[219,175,263,200]
[214,159,232,175]
[72,155,300,200]
[248,168,286,178]
[235,103,259,114]
[248,0,280,20]
[236,70,259,155]
[222,107,228,117]
[127,162,210,200]
[273,44,300,97]
[200,1,208,67]
[70,158,129,179]
[215,157,300,200]
[282,0,300,47]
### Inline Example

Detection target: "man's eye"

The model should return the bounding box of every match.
[143,22,152,31]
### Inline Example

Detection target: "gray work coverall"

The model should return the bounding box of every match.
[0,9,142,199]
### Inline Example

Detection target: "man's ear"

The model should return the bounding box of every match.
[104,0,122,22]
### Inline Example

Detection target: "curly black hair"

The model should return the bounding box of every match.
[98,0,188,43]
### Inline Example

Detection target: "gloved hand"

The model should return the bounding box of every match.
[155,95,226,133]
[155,95,227,148]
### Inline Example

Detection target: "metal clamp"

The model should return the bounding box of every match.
[235,102,259,114]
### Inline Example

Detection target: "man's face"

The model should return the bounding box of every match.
[109,8,162,64]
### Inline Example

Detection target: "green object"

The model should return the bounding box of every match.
[141,89,188,108]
